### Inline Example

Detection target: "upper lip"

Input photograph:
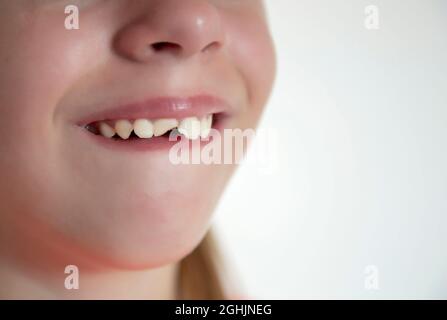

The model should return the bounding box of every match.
[76,94,234,126]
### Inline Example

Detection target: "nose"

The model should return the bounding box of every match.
[114,0,226,62]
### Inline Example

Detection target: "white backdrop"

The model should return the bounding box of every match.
[214,0,447,299]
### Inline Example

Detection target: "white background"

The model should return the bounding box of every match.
[214,0,447,299]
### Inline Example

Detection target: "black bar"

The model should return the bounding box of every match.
[1,300,446,318]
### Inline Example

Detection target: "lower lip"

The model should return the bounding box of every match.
[77,117,228,153]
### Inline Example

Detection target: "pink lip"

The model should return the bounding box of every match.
[79,118,227,152]
[76,94,233,126]
[74,94,233,152]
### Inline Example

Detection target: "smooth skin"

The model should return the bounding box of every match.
[0,0,275,299]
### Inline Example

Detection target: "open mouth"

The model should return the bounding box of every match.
[76,95,231,151]
[80,114,226,153]
[82,112,226,144]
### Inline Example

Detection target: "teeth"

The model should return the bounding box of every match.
[133,119,154,138]
[153,119,178,137]
[99,122,116,138]
[178,117,201,140]
[93,115,215,141]
[200,114,213,139]
[115,120,133,140]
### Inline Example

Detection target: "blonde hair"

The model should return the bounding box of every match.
[177,229,227,299]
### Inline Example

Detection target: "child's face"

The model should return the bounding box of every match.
[0,0,275,268]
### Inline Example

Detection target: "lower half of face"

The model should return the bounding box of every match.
[0,0,276,269]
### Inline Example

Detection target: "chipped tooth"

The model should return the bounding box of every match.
[133,119,154,138]
[99,122,116,138]
[153,118,178,137]
[115,119,133,139]
[178,117,201,140]
[200,114,213,139]
[92,115,214,140]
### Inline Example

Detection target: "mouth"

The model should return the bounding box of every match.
[75,95,232,151]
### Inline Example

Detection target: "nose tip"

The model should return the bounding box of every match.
[114,0,226,62]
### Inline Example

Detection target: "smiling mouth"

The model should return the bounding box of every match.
[85,113,217,141]
[76,95,231,150]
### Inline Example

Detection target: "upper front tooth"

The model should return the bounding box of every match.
[178,117,201,140]
[200,114,213,139]
[115,119,133,139]
[99,122,116,138]
[133,119,154,138]
[153,119,178,137]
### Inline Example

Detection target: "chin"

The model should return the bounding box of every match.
[88,222,210,271]
[59,192,219,271]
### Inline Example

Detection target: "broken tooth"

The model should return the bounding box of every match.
[200,114,213,139]
[133,119,154,138]
[153,118,179,137]
[92,115,214,140]
[99,122,116,138]
[115,119,133,139]
[178,117,201,140]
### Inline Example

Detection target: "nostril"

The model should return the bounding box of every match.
[151,42,182,53]
[202,41,221,53]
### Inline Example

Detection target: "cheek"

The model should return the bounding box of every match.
[0,10,108,169]
[0,11,106,214]
[0,9,107,133]
[224,11,276,115]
